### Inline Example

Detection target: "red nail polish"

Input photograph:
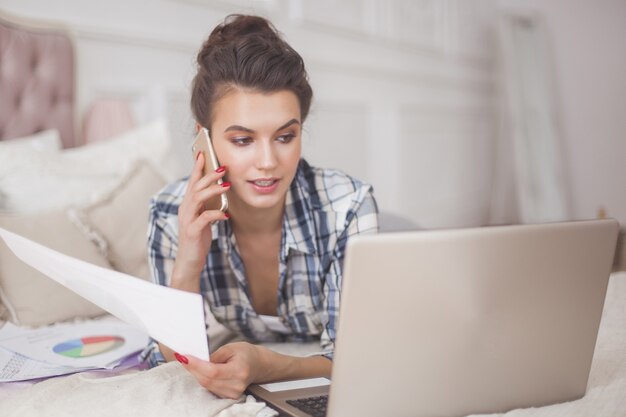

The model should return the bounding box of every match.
[224,213,230,219]
[215,166,226,173]
[174,352,188,365]
[221,182,231,188]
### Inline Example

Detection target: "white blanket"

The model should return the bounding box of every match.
[0,361,277,417]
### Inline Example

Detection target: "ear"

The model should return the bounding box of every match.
[195,122,202,133]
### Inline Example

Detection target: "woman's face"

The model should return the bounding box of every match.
[209,88,302,212]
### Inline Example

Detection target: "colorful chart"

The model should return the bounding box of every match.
[52,335,125,358]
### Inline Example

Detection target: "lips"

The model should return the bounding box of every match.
[248,178,280,193]
[252,179,276,187]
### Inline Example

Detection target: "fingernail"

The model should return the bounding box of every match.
[215,166,226,173]
[221,182,231,188]
[224,213,230,219]
[174,352,188,365]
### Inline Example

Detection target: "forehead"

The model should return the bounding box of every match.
[212,89,301,130]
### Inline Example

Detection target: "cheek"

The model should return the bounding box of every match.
[220,148,254,182]
[279,141,302,165]
[222,155,249,180]
[215,145,248,172]
[285,149,302,174]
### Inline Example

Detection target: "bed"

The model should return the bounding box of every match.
[1,10,625,417]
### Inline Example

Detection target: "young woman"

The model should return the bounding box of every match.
[142,14,378,399]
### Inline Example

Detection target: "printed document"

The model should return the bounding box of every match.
[0,318,148,382]
[0,228,209,360]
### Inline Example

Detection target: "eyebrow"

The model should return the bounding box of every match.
[224,118,300,134]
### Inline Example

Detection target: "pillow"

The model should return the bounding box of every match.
[0,212,110,326]
[0,129,62,153]
[0,130,62,210]
[68,160,167,281]
[0,120,172,214]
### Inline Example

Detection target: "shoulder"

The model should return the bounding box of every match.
[150,177,188,216]
[289,160,378,256]
[295,159,375,214]
[149,178,189,240]
[148,178,188,243]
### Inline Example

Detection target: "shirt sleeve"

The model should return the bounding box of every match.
[139,339,166,367]
[140,199,178,367]
[147,200,177,288]
[319,186,379,360]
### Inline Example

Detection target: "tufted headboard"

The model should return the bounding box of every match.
[0,11,77,148]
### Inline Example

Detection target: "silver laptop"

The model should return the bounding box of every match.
[247,219,619,417]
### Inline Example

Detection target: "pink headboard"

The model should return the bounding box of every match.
[0,12,77,147]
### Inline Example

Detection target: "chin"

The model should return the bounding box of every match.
[245,195,284,210]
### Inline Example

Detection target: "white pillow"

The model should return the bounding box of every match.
[0,129,62,154]
[0,131,62,183]
[0,120,172,214]
[0,130,62,211]
[68,160,167,281]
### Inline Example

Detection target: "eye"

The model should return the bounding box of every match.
[231,136,252,146]
[277,133,296,144]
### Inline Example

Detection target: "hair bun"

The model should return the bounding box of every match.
[208,14,279,46]
[191,14,313,126]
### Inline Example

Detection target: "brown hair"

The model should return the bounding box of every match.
[191,14,313,129]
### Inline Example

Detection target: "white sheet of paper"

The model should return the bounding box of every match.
[0,228,209,360]
[0,319,148,369]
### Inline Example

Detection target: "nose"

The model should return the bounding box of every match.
[256,139,278,171]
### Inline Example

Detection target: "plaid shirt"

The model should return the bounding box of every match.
[141,159,378,366]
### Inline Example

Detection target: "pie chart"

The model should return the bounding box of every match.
[53,335,125,358]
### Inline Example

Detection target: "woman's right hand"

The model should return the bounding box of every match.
[171,152,230,292]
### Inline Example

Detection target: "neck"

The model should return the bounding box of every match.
[228,197,285,236]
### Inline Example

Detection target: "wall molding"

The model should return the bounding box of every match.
[73,25,196,54]
[169,0,278,14]
[72,23,494,94]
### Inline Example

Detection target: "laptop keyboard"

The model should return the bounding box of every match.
[286,395,328,417]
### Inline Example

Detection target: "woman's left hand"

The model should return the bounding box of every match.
[175,342,268,399]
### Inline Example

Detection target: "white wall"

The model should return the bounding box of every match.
[495,0,626,225]
[0,0,497,229]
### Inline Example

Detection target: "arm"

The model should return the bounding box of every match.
[143,154,229,365]
[171,153,229,293]
[177,343,331,400]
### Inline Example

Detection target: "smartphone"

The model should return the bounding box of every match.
[191,127,228,212]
